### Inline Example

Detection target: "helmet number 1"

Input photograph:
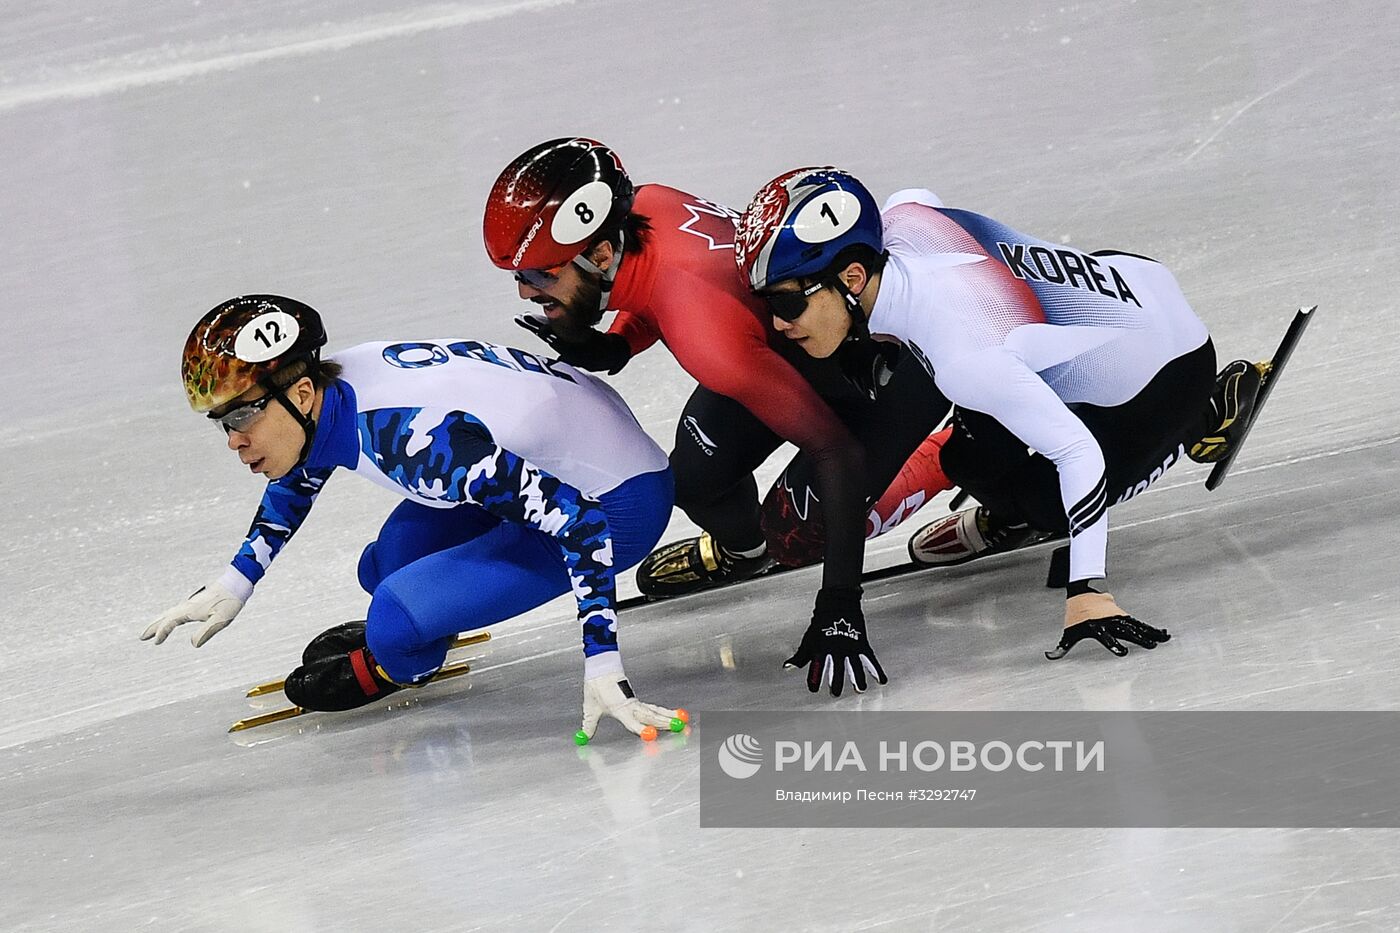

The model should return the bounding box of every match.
[794,190,860,244]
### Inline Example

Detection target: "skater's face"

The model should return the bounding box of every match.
[765,277,851,358]
[214,377,316,481]
[513,242,611,341]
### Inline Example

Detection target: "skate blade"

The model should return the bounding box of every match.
[228,705,308,732]
[1206,306,1316,491]
[230,657,476,733]
[246,630,490,697]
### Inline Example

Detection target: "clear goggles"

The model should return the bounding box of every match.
[208,393,275,435]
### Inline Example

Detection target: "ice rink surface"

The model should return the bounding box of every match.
[4,1,1399,929]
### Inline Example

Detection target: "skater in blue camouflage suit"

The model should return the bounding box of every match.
[142,295,680,741]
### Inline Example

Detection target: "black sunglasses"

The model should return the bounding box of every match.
[760,280,828,322]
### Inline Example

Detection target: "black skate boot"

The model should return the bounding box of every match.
[908,506,1061,567]
[301,620,368,665]
[636,531,777,598]
[1188,359,1267,464]
[283,646,405,712]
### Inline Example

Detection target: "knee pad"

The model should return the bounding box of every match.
[357,542,383,595]
[672,465,752,517]
[669,463,713,513]
[366,585,446,684]
[937,434,978,489]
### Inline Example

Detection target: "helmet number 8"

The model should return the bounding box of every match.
[551,180,612,245]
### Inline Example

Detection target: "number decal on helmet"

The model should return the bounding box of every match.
[233,311,301,363]
[736,168,883,292]
[792,190,862,244]
[182,295,328,413]
[551,180,612,245]
[485,139,635,271]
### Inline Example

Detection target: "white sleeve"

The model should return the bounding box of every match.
[937,347,1109,582]
[883,188,945,211]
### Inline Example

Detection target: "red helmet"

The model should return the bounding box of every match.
[484,137,635,271]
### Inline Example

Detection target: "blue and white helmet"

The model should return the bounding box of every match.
[735,167,883,292]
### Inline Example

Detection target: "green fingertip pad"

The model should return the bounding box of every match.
[573,730,590,746]
[669,717,685,733]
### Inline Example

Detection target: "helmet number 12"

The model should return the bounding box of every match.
[234,310,302,363]
[253,320,283,348]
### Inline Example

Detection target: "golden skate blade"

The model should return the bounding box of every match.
[245,630,490,697]
[229,706,307,732]
[230,658,474,732]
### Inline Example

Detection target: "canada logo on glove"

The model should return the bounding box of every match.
[822,617,860,640]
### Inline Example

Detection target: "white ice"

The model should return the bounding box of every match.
[4,1,1400,930]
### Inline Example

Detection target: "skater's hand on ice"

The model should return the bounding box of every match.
[581,662,679,741]
[1045,592,1171,660]
[141,570,251,647]
[785,586,888,697]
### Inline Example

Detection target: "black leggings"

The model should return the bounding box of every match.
[940,339,1218,533]
[668,349,950,553]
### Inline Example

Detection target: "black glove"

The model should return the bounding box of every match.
[835,338,900,401]
[784,586,888,696]
[1045,615,1171,660]
[1041,591,1170,658]
[514,313,632,374]
[1045,591,1170,660]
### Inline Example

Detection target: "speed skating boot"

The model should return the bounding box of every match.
[636,531,776,598]
[1188,359,1268,464]
[301,620,368,665]
[908,506,1059,567]
[283,646,407,712]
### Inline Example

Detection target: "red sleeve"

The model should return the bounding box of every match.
[607,309,661,356]
[651,268,868,590]
[605,183,870,591]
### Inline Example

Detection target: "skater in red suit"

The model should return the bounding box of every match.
[484,138,952,695]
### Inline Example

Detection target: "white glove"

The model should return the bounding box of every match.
[581,655,679,741]
[140,568,253,647]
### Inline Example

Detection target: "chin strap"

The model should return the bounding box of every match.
[831,278,871,340]
[572,229,626,317]
[830,251,887,342]
[261,376,317,468]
